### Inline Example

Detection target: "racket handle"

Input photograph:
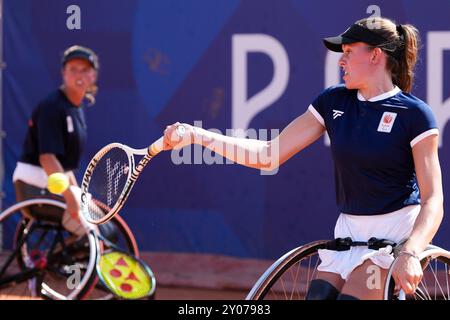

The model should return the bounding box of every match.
[149,125,186,155]
[150,137,164,155]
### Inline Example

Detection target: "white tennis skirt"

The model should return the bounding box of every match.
[317,204,421,280]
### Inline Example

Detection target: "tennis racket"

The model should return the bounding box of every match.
[96,234,156,300]
[80,125,186,224]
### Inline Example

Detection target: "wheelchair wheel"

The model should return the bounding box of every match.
[246,240,328,300]
[14,209,140,300]
[384,245,450,300]
[0,199,99,299]
[99,214,139,258]
[87,214,141,300]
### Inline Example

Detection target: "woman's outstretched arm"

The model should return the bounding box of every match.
[163,110,326,171]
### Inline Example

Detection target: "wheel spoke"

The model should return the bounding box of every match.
[247,241,326,300]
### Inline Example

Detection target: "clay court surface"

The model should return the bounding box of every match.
[0,251,273,300]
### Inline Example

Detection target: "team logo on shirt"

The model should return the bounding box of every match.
[333,109,344,119]
[377,112,397,133]
[66,116,74,133]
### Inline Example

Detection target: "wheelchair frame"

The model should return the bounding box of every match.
[0,197,145,300]
[246,239,450,300]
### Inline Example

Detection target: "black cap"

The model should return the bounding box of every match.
[62,45,99,70]
[323,24,388,52]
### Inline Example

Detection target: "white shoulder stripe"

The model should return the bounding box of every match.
[380,104,408,109]
[410,128,439,148]
[308,105,325,127]
[357,86,401,102]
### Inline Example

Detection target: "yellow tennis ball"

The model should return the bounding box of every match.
[47,173,70,194]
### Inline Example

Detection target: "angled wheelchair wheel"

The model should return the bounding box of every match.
[88,214,141,300]
[384,245,450,300]
[0,199,99,300]
[246,240,329,300]
[14,211,140,300]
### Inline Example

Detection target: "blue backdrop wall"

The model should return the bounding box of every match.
[3,0,450,259]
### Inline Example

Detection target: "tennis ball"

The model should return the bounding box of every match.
[47,173,70,194]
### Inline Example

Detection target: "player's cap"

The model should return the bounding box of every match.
[62,45,99,70]
[323,23,388,52]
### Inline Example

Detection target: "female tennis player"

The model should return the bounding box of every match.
[13,45,99,236]
[163,17,443,300]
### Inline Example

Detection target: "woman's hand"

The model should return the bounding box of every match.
[391,253,423,295]
[163,122,195,150]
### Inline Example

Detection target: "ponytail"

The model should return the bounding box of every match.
[356,17,420,93]
[393,24,420,93]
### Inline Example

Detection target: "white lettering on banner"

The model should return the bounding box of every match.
[366,5,381,30]
[232,34,289,137]
[427,31,450,147]
[66,5,81,30]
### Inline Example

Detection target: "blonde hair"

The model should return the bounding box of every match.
[356,17,420,93]
[85,84,98,106]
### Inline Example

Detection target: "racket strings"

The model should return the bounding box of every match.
[83,147,131,222]
[98,251,154,299]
